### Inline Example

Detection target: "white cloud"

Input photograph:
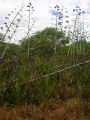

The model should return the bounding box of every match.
[0,0,90,43]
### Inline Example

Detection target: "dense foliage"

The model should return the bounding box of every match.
[0,27,90,118]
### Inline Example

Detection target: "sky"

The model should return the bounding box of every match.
[0,0,90,43]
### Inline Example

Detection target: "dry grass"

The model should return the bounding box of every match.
[0,98,90,120]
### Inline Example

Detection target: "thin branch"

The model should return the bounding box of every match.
[2,60,90,90]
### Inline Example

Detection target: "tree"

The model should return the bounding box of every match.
[0,42,19,59]
[0,33,3,41]
[20,27,69,57]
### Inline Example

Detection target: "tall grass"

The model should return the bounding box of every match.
[0,3,90,119]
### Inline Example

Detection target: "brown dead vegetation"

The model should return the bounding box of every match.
[0,98,90,120]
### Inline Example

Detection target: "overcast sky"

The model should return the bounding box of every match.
[0,0,90,43]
